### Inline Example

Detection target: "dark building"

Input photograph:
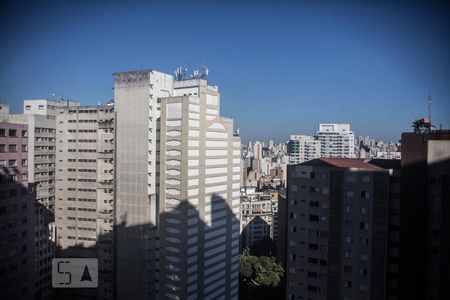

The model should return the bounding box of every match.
[399,131,450,300]
[285,158,389,300]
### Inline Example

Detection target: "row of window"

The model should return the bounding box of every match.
[67,226,96,232]
[67,236,96,241]
[67,178,96,182]
[0,129,27,137]
[67,149,96,153]
[67,168,96,172]
[67,188,96,192]
[66,198,96,202]
[0,144,28,152]
[0,159,27,167]
[67,207,96,212]
[67,119,99,123]
[0,174,28,182]
[67,139,97,143]
[68,129,97,133]
[67,217,96,222]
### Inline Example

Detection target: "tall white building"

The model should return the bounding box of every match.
[317,124,355,158]
[114,69,240,299]
[287,135,321,164]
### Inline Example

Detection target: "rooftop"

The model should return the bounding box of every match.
[302,158,383,170]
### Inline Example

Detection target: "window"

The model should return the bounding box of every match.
[25,105,31,110]
[21,159,27,166]
[361,207,368,214]
[360,238,369,245]
[362,176,370,183]
[344,266,352,272]
[0,144,5,152]
[8,160,17,166]
[21,145,27,152]
[38,105,44,110]
[21,130,27,137]
[310,201,319,208]
[346,190,355,197]
[360,254,368,261]
[309,215,319,222]
[359,268,368,276]
[21,174,28,181]
[345,236,353,243]
[344,251,352,258]
[0,128,5,136]
[344,280,352,288]
[360,222,369,230]
[0,160,5,167]
[8,129,17,137]
[8,144,17,152]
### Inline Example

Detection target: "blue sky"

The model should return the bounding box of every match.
[1,0,449,142]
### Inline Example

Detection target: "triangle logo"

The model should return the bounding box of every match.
[81,265,92,282]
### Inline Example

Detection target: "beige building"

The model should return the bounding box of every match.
[54,105,114,299]
[158,77,241,300]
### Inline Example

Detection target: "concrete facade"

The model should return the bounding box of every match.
[54,105,115,299]
[0,122,35,300]
[317,124,355,158]
[286,158,389,300]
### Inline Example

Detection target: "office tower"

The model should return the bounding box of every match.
[113,70,173,298]
[288,135,321,164]
[399,131,450,300]
[158,76,241,300]
[1,99,79,299]
[285,158,389,300]
[240,187,278,250]
[317,124,355,158]
[54,105,115,299]
[114,69,240,299]
[0,122,35,300]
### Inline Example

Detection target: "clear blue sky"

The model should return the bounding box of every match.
[1,0,449,142]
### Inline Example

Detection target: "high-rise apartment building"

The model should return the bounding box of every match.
[0,122,35,300]
[285,158,389,300]
[1,100,80,299]
[54,105,115,299]
[399,131,450,300]
[114,69,241,299]
[317,124,355,158]
[24,99,80,299]
[288,135,321,164]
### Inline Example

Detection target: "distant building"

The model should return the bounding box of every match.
[0,122,35,300]
[317,124,355,158]
[288,135,321,164]
[285,158,389,300]
[240,187,278,250]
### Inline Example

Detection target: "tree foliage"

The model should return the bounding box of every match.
[239,249,284,288]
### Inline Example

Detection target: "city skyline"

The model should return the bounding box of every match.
[1,1,449,143]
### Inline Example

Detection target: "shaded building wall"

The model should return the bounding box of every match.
[0,122,35,300]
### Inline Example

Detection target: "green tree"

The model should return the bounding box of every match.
[239,249,284,287]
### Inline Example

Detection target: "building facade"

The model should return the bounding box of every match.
[54,105,115,299]
[114,69,241,299]
[399,131,450,300]
[0,122,35,300]
[286,158,389,300]
[317,124,355,158]
[288,135,321,164]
